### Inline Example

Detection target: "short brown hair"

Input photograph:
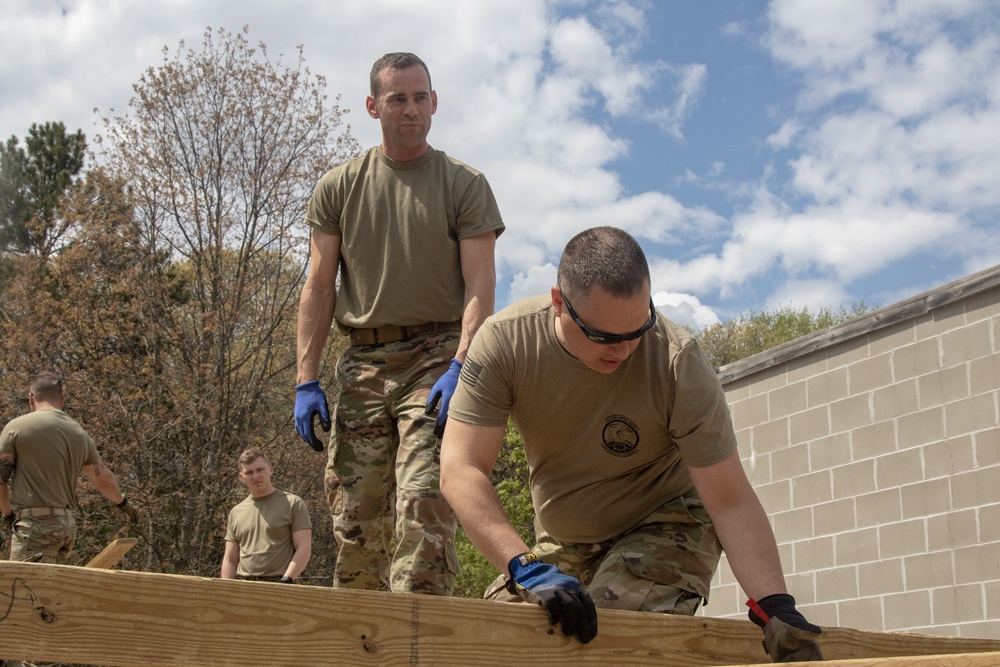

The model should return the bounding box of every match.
[238,448,269,468]
[557,226,650,299]
[370,52,431,97]
[29,372,64,404]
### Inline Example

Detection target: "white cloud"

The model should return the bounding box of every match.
[653,292,720,331]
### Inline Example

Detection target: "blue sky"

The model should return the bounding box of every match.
[2,0,999,330]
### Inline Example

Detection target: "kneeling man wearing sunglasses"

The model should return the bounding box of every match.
[440,226,822,662]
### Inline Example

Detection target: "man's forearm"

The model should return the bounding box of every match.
[713,501,788,600]
[446,468,528,572]
[285,545,311,581]
[296,282,336,384]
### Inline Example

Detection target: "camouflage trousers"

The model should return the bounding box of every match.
[7,515,76,667]
[325,331,459,595]
[486,495,722,614]
[9,514,76,564]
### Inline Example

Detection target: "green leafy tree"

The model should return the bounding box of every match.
[695,303,876,369]
[0,122,86,258]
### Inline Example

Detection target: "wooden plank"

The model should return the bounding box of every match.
[719,651,1000,666]
[84,538,138,569]
[1,561,998,667]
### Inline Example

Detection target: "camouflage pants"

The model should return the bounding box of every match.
[486,495,722,614]
[325,332,459,595]
[9,514,76,564]
[7,515,76,667]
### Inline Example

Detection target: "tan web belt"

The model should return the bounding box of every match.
[348,320,462,346]
[16,507,73,519]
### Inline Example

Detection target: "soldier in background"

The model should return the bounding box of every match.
[221,448,312,583]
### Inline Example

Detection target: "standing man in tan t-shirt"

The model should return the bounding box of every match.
[293,52,504,595]
[441,227,822,662]
[221,448,311,583]
[0,372,138,565]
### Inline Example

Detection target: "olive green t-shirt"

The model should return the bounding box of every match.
[305,146,505,330]
[224,489,312,578]
[0,408,99,510]
[449,295,738,544]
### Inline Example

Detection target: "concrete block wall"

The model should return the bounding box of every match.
[702,268,1000,640]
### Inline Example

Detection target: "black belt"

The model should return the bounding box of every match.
[348,320,462,346]
[238,575,283,582]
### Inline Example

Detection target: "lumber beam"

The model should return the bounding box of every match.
[84,538,138,569]
[1,561,998,666]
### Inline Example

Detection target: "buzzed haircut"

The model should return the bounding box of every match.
[238,447,269,468]
[370,52,432,97]
[557,226,650,299]
[29,372,64,404]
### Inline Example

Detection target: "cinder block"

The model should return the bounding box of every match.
[793,535,836,572]
[771,443,810,480]
[952,466,1000,510]
[921,435,975,479]
[979,504,1000,543]
[897,407,945,450]
[832,459,876,498]
[900,478,952,520]
[903,550,955,590]
[918,365,970,410]
[944,393,998,438]
[792,469,833,507]
[813,498,857,536]
[852,420,897,460]
[941,320,993,366]
[873,379,919,422]
[875,448,923,491]
[754,479,792,514]
[954,543,1000,584]
[836,596,885,632]
[809,432,852,471]
[855,488,902,528]
[772,506,814,543]
[835,526,879,566]
[751,417,789,454]
[830,394,874,434]
[789,405,831,444]
[807,366,849,409]
[869,320,917,357]
[816,565,859,601]
[879,519,927,558]
[926,509,979,550]
[969,354,1000,395]
[858,558,904,595]
[893,338,941,381]
[976,428,1000,466]
[883,590,932,629]
[729,393,769,429]
[849,354,893,395]
[769,380,808,419]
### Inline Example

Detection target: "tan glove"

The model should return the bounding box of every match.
[116,496,139,524]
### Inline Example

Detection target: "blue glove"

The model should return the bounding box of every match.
[424,358,462,438]
[294,381,331,452]
[506,553,598,644]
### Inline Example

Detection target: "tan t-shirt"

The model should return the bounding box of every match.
[0,408,99,510]
[449,295,738,544]
[305,146,505,330]
[224,489,312,578]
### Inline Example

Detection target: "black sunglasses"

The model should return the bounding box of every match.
[559,287,657,345]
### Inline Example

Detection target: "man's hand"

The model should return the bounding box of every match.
[747,594,824,662]
[424,359,462,438]
[278,575,295,583]
[294,381,331,452]
[116,497,139,524]
[3,511,14,527]
[506,553,598,644]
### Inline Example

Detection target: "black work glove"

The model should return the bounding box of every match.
[116,496,139,524]
[748,594,824,662]
[506,553,598,644]
[278,575,295,584]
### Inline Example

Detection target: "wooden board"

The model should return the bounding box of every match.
[84,538,138,569]
[1,561,998,667]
